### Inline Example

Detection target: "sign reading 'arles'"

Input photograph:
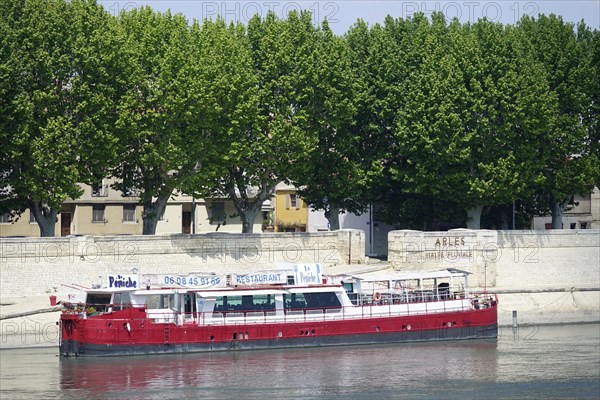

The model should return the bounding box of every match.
[424,235,474,262]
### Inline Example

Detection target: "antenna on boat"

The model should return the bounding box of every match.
[483,261,487,294]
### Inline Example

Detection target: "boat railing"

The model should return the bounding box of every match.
[72,294,497,326]
[195,294,496,326]
[61,302,144,317]
[349,289,467,307]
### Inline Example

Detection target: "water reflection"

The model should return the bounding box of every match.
[1,324,598,400]
[58,341,499,397]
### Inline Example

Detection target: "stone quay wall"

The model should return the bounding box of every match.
[0,230,364,297]
[1,230,365,349]
[388,229,600,325]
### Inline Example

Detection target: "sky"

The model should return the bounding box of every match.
[99,0,600,33]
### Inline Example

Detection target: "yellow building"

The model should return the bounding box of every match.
[273,184,308,232]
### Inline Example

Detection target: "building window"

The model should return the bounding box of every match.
[92,205,106,223]
[580,222,588,229]
[0,213,11,223]
[287,193,299,209]
[123,204,136,222]
[570,223,577,229]
[29,211,36,223]
[210,202,225,224]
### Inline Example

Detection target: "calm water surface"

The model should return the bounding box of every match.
[1,323,598,399]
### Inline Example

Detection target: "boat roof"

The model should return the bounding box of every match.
[84,284,344,297]
[341,268,472,282]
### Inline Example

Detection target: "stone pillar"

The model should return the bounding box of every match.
[388,229,498,288]
[337,229,365,265]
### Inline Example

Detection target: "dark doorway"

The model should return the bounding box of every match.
[182,211,191,234]
[61,213,72,236]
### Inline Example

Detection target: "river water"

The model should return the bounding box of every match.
[1,323,598,399]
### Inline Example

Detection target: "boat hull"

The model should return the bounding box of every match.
[61,324,497,357]
[60,307,497,357]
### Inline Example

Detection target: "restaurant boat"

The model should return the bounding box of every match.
[58,265,498,357]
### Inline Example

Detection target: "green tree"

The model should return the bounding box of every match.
[519,15,600,228]
[290,20,365,230]
[181,17,261,232]
[391,15,556,229]
[349,15,445,229]
[195,11,319,233]
[0,0,125,236]
[112,8,198,234]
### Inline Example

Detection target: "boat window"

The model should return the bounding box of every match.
[112,292,132,311]
[248,295,275,311]
[284,293,306,310]
[438,282,450,300]
[144,294,173,309]
[184,293,195,314]
[145,295,160,309]
[284,292,341,310]
[213,295,276,312]
[85,293,111,312]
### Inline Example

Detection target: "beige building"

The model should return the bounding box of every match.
[532,187,600,230]
[2,182,599,237]
[0,178,266,237]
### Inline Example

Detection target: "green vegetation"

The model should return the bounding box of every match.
[1,0,598,235]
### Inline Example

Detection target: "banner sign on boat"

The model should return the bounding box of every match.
[159,274,225,288]
[294,263,322,285]
[107,274,140,289]
[233,272,287,285]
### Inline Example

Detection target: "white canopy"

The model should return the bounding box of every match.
[353,268,471,282]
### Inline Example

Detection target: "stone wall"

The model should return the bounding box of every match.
[495,230,600,290]
[388,229,499,287]
[388,229,600,290]
[388,229,600,325]
[0,230,365,298]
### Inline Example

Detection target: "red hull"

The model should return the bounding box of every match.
[60,304,498,356]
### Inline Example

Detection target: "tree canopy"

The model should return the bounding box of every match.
[1,0,126,236]
[1,1,598,235]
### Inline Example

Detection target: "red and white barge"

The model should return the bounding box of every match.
[59,265,497,357]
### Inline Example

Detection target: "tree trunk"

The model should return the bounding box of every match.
[324,204,340,231]
[240,207,260,234]
[466,205,483,229]
[551,202,564,229]
[142,193,170,235]
[499,207,510,230]
[227,171,276,234]
[29,201,58,237]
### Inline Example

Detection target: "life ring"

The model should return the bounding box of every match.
[373,292,382,302]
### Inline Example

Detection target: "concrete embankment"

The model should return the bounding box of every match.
[1,229,598,348]
[388,229,600,327]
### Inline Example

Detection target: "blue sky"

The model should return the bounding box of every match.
[100,1,600,33]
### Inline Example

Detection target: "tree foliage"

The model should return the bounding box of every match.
[1,0,125,236]
[1,3,598,236]
[112,7,201,234]
[518,15,600,228]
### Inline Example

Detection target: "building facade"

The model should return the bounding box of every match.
[0,178,264,237]
[532,187,600,230]
[273,183,309,232]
